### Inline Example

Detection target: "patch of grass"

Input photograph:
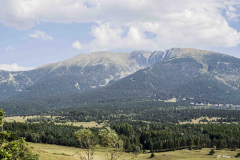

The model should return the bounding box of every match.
[179,117,233,124]
[28,142,135,160]
[164,98,177,102]
[4,115,57,123]
[27,142,240,160]
[4,116,107,128]
[55,121,104,128]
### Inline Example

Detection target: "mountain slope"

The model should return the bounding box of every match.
[108,48,240,102]
[1,50,175,100]
[2,48,240,115]
[41,48,240,104]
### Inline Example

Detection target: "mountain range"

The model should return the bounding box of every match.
[1,48,240,115]
[0,50,177,100]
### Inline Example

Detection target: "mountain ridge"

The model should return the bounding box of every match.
[2,48,240,115]
[0,49,179,100]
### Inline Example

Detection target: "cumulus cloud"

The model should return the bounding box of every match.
[79,23,157,51]
[72,40,82,49]
[1,0,240,51]
[5,46,14,52]
[29,30,53,41]
[0,63,34,71]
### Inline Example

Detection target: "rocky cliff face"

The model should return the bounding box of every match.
[0,49,180,100]
[130,48,184,68]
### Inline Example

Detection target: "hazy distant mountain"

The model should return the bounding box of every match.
[0,50,176,100]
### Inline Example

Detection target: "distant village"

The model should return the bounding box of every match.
[190,102,240,110]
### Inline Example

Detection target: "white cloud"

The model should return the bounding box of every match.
[5,46,14,52]
[72,40,82,49]
[1,0,240,51]
[80,23,157,51]
[29,30,53,41]
[0,63,34,71]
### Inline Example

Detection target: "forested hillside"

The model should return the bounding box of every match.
[0,50,172,100]
[2,48,240,115]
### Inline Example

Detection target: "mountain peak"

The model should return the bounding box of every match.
[1,48,236,101]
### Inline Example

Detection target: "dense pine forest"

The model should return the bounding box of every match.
[29,101,240,124]
[4,121,240,153]
[2,101,240,154]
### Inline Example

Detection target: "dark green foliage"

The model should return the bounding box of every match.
[125,140,132,152]
[27,117,52,123]
[4,120,240,153]
[0,109,40,160]
[150,152,155,158]
[168,74,232,101]
[0,137,40,160]
[3,122,100,147]
[0,108,4,126]
[36,104,240,125]
[133,146,141,154]
[236,153,240,157]
[209,149,215,155]
[11,65,122,99]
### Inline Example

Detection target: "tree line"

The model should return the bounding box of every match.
[4,121,240,153]
[26,103,240,124]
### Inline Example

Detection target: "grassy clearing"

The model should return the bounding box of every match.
[27,142,240,160]
[55,121,105,128]
[164,98,177,102]
[3,115,56,122]
[142,148,238,160]
[28,142,136,160]
[4,116,106,128]
[179,117,237,124]
[4,116,38,123]
[180,117,220,124]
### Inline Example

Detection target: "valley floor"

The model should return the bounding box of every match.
[28,142,239,160]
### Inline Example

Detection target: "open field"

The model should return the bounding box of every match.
[28,142,137,160]
[164,98,177,102]
[5,115,238,127]
[180,117,221,124]
[158,98,177,102]
[55,121,105,128]
[4,116,106,128]
[179,117,237,124]
[4,116,54,123]
[28,142,240,160]
[3,116,107,128]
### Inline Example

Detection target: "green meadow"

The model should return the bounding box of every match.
[28,142,239,160]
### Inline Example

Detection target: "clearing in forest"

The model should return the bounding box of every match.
[4,116,106,128]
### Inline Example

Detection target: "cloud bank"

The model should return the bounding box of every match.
[1,0,240,51]
[0,63,34,71]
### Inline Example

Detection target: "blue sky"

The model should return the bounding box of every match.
[1,0,240,71]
